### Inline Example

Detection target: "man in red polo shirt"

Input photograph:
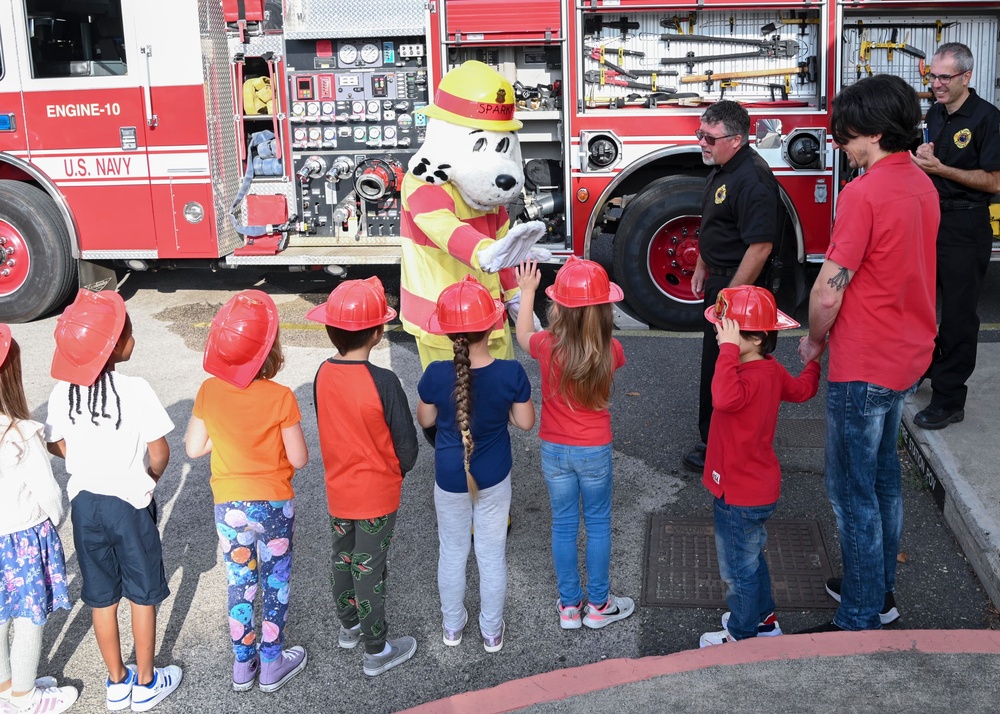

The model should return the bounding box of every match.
[798,74,939,632]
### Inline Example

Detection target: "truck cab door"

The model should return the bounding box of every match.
[129,0,221,259]
[0,8,28,159]
[12,0,157,256]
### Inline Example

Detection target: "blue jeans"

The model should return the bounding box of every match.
[540,441,613,607]
[713,496,777,640]
[825,380,916,630]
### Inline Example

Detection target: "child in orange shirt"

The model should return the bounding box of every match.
[185,290,309,693]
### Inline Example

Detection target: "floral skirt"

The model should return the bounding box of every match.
[0,519,71,625]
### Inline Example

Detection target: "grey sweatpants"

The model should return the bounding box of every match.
[434,475,511,638]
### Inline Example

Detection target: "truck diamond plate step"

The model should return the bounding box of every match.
[642,516,836,609]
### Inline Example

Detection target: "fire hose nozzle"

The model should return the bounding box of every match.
[325,156,355,183]
[297,156,327,183]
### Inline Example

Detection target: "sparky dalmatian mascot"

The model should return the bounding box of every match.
[400,60,550,368]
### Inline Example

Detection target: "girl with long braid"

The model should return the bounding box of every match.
[417,276,534,653]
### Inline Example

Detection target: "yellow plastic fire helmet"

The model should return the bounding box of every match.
[418,60,522,132]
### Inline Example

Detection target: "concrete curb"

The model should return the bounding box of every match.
[400,630,1000,713]
[902,369,1000,611]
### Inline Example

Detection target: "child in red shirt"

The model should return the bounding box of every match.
[305,278,419,677]
[698,286,822,647]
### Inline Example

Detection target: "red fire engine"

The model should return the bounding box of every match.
[0,0,997,325]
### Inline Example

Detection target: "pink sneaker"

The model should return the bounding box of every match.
[557,599,582,630]
[259,647,307,693]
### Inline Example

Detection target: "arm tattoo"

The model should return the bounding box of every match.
[827,267,850,291]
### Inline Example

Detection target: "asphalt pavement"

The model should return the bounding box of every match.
[12,266,1000,713]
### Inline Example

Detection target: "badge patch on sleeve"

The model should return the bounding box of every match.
[954,128,972,149]
[714,185,727,204]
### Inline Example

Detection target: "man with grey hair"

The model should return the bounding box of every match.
[683,100,777,472]
[911,42,1000,430]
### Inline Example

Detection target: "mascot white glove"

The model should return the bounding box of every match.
[477,220,552,273]
[505,291,542,332]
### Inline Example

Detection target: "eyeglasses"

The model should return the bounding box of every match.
[927,71,969,84]
[695,130,738,146]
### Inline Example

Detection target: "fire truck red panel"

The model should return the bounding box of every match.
[222,0,265,22]
[445,0,561,43]
[248,195,289,226]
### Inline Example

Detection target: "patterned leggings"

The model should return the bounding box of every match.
[215,500,295,663]
[329,512,396,655]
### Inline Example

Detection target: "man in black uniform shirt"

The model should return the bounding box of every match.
[683,101,778,472]
[912,43,1000,430]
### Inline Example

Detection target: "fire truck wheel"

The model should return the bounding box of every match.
[0,181,76,323]
[612,175,706,329]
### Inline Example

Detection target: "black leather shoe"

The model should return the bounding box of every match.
[682,447,705,473]
[695,440,707,454]
[913,406,964,430]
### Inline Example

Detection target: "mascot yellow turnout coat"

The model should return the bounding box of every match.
[401,61,548,368]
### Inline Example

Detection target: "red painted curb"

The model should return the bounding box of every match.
[402,630,1000,713]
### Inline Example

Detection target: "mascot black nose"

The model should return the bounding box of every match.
[495,174,516,191]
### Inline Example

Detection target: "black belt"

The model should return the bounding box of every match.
[707,265,738,277]
[940,199,989,211]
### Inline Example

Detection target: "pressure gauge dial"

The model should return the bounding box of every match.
[291,102,305,117]
[383,126,397,139]
[351,100,365,115]
[338,44,358,65]
[321,102,335,117]
[353,127,366,141]
[366,100,380,114]
[360,43,381,65]
[306,102,320,117]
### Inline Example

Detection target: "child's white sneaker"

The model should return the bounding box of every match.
[11,685,78,714]
[105,665,137,711]
[129,666,182,712]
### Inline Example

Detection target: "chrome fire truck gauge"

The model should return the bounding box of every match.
[339,44,358,65]
[306,102,320,117]
[366,100,380,115]
[291,102,305,117]
[360,43,380,65]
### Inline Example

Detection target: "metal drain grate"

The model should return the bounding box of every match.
[774,418,827,449]
[642,516,836,609]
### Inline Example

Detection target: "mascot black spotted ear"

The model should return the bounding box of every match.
[400,60,551,368]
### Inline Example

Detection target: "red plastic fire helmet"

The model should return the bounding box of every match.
[425,275,505,334]
[305,276,397,329]
[204,290,278,388]
[0,324,10,368]
[51,289,127,386]
[545,256,624,308]
[705,286,799,331]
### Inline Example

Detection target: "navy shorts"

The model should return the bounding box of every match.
[70,491,170,608]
